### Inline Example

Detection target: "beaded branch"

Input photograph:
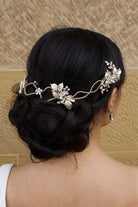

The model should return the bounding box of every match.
[19,61,121,110]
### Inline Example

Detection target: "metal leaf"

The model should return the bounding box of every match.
[51,83,58,91]
[57,83,64,91]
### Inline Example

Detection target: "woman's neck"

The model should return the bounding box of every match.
[86,124,103,151]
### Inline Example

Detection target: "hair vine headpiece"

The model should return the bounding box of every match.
[19,61,121,110]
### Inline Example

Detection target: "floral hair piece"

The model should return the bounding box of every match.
[19,61,121,110]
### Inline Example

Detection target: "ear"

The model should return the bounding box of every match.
[106,87,118,113]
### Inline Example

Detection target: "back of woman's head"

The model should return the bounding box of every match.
[9,27,125,160]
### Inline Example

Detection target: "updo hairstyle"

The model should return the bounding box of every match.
[9,28,125,160]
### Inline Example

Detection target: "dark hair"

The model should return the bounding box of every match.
[9,28,125,160]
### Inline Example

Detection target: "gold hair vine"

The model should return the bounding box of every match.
[19,61,121,110]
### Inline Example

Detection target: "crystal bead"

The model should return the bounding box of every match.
[109,113,113,121]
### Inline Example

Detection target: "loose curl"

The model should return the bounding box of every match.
[9,28,125,160]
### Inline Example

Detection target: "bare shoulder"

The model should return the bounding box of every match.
[126,165,138,206]
[80,151,138,207]
[99,156,138,207]
[6,153,138,207]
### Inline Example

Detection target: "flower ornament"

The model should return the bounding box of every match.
[50,83,75,109]
[100,61,122,94]
[57,95,75,110]
[18,60,122,110]
[35,87,42,96]
[50,83,69,98]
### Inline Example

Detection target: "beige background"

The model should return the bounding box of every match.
[0,0,137,165]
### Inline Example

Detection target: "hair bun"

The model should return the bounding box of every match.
[9,95,29,126]
[9,96,93,160]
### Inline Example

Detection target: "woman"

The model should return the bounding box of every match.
[0,28,137,207]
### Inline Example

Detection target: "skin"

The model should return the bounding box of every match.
[6,88,138,207]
